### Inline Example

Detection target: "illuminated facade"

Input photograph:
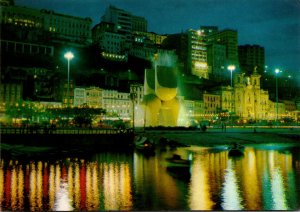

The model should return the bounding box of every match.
[219,86,235,113]
[73,86,131,120]
[187,29,209,79]
[102,89,131,120]
[203,92,221,115]
[133,31,167,45]
[0,83,22,104]
[0,3,92,45]
[234,69,270,120]
[92,22,127,61]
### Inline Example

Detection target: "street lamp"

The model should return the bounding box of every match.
[64,52,74,107]
[275,68,280,125]
[227,65,236,87]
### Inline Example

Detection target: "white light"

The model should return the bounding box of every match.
[228,65,236,72]
[275,69,280,74]
[64,52,74,60]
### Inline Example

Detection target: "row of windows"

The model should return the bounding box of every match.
[204,96,220,102]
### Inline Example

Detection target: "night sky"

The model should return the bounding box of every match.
[15,0,300,77]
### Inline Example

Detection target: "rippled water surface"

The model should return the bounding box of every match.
[1,143,300,211]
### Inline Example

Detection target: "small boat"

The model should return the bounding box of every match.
[165,154,191,167]
[165,154,191,180]
[134,136,155,151]
[228,143,245,157]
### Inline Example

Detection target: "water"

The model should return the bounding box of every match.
[1,143,300,211]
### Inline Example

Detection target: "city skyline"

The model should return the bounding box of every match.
[14,0,300,77]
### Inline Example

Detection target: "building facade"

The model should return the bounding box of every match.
[207,43,226,81]
[187,29,209,79]
[205,28,239,68]
[1,4,92,45]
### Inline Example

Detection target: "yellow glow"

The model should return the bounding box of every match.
[11,167,17,210]
[49,165,55,209]
[29,163,37,211]
[189,154,214,210]
[242,148,260,210]
[194,61,207,68]
[228,65,236,72]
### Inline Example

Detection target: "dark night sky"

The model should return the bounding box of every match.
[15,0,300,77]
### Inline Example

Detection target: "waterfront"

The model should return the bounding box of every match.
[1,139,300,211]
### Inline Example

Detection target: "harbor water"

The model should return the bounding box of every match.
[1,142,300,211]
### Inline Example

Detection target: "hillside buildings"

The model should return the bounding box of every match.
[1,1,298,125]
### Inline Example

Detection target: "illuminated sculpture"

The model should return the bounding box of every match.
[142,53,180,126]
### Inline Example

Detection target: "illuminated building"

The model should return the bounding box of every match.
[0,83,22,104]
[73,86,132,120]
[132,31,167,45]
[187,29,209,79]
[0,3,92,45]
[129,83,144,105]
[74,88,86,107]
[234,68,270,120]
[85,87,103,108]
[62,80,74,106]
[238,45,265,75]
[204,27,239,69]
[203,92,221,116]
[218,86,235,113]
[92,22,127,61]
[129,36,157,60]
[102,89,131,120]
[101,5,147,45]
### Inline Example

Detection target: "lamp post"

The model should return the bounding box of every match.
[64,52,74,107]
[275,68,280,125]
[227,65,236,87]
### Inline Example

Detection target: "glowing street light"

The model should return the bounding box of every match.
[227,65,236,87]
[64,52,74,107]
[275,68,280,124]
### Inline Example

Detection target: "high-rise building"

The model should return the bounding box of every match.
[207,43,226,81]
[204,28,238,68]
[187,29,209,79]
[101,5,147,45]
[238,44,265,75]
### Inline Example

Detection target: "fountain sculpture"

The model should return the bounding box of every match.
[141,52,180,127]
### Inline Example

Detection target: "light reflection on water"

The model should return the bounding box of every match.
[0,144,299,211]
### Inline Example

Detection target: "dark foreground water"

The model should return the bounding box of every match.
[1,143,300,211]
